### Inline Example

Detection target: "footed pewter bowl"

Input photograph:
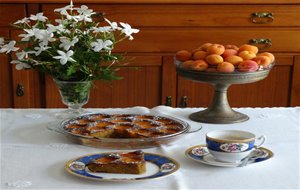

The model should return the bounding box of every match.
[176,65,273,124]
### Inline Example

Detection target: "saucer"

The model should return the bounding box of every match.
[185,144,273,167]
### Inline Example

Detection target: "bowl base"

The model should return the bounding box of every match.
[189,109,249,124]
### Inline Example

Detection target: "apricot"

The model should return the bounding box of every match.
[181,60,195,69]
[200,43,213,51]
[205,54,224,65]
[191,46,202,54]
[222,49,238,59]
[207,44,225,55]
[175,50,192,62]
[238,50,256,60]
[217,62,235,73]
[193,50,207,60]
[252,56,272,68]
[225,44,239,51]
[238,44,259,54]
[225,55,243,66]
[257,52,275,62]
[191,60,209,71]
[238,60,259,72]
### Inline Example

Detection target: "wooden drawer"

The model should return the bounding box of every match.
[42,4,300,27]
[0,4,26,27]
[114,28,300,53]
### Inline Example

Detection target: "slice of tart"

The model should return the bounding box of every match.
[86,150,146,174]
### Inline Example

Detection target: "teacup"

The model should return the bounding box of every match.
[206,130,266,163]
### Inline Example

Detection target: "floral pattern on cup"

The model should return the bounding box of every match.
[220,143,249,153]
[192,147,210,156]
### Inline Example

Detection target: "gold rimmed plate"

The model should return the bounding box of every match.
[66,152,180,181]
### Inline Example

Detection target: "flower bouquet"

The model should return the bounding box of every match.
[0,1,139,115]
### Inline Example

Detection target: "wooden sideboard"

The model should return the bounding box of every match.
[1,0,300,108]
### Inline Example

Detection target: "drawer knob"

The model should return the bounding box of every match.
[251,12,274,24]
[249,38,272,50]
[180,96,188,108]
[16,83,25,97]
[165,96,172,106]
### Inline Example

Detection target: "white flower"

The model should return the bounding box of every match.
[105,18,121,31]
[53,50,76,65]
[54,6,71,13]
[59,37,78,51]
[0,41,19,54]
[14,17,30,25]
[76,5,94,16]
[11,60,31,70]
[28,28,55,46]
[92,26,112,33]
[33,45,50,56]
[34,29,55,46]
[47,24,70,34]
[60,9,80,21]
[54,0,74,13]
[0,37,4,45]
[90,39,113,52]
[16,51,29,60]
[119,22,139,40]
[76,5,95,22]
[19,28,39,41]
[77,14,93,22]
[54,19,69,25]
[30,13,48,22]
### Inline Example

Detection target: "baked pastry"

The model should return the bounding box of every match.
[63,114,185,139]
[86,150,146,174]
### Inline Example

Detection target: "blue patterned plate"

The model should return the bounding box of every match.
[66,152,180,181]
[185,144,273,167]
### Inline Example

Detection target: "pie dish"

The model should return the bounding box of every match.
[54,113,192,149]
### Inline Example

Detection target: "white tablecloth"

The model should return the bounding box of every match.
[1,106,300,190]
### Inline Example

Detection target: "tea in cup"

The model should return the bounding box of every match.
[206,130,266,163]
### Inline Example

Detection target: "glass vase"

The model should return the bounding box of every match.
[53,79,93,119]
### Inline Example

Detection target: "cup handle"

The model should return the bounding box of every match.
[255,135,267,148]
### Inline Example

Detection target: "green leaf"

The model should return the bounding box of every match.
[67,65,77,76]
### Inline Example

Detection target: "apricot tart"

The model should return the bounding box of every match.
[58,113,191,149]
[86,150,146,174]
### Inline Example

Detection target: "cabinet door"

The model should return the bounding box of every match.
[291,56,300,106]
[10,30,42,108]
[45,55,162,108]
[0,5,26,108]
[176,55,293,107]
[0,30,12,108]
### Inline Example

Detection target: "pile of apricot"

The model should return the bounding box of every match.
[175,43,275,73]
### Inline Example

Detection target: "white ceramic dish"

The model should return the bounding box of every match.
[66,152,180,181]
[185,144,273,167]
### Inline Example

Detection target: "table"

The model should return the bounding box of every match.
[1,106,300,189]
